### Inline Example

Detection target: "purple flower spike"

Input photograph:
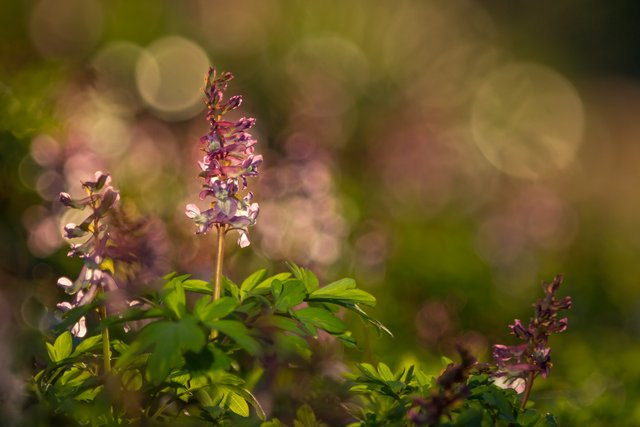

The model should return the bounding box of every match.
[55,172,121,336]
[186,68,261,247]
[492,275,572,392]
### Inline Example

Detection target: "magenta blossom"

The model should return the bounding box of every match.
[186,67,261,246]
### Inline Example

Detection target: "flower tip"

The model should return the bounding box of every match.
[237,231,251,248]
[59,192,77,208]
[185,204,201,218]
[57,277,73,290]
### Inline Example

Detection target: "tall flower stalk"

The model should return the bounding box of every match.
[492,275,572,408]
[186,68,261,307]
[57,171,120,373]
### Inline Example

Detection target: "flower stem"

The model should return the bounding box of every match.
[210,224,227,339]
[521,371,535,409]
[213,224,227,302]
[98,292,111,375]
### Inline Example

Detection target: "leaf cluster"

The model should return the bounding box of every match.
[345,362,559,427]
[31,263,388,425]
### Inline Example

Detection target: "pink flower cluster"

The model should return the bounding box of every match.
[186,68,261,247]
[492,275,572,391]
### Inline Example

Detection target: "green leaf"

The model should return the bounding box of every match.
[337,331,358,348]
[183,279,212,294]
[376,363,394,381]
[71,335,102,357]
[277,333,312,360]
[225,390,250,417]
[207,320,261,355]
[45,342,57,363]
[116,316,206,383]
[518,409,542,427]
[272,279,308,312]
[228,386,266,421]
[240,269,267,300]
[194,296,238,322]
[260,315,306,336]
[287,262,319,293]
[481,389,517,423]
[223,276,240,301]
[308,278,376,307]
[453,407,483,426]
[164,281,186,319]
[293,307,347,335]
[338,302,393,337]
[251,273,292,295]
[293,404,328,427]
[357,363,382,381]
[311,278,355,295]
[53,331,72,362]
[122,369,143,391]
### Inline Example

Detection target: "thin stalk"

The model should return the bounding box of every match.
[521,371,535,409]
[210,224,227,339]
[213,224,227,302]
[98,293,111,375]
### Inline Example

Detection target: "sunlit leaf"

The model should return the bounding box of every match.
[287,262,319,293]
[251,273,292,295]
[194,296,237,322]
[240,269,267,300]
[225,390,249,417]
[183,279,212,294]
[71,335,102,357]
[376,363,394,381]
[52,331,72,362]
[293,307,346,335]
[272,279,307,312]
[164,281,186,319]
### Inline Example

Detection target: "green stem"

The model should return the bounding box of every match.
[210,224,227,339]
[98,290,111,375]
[521,371,535,410]
[213,224,227,302]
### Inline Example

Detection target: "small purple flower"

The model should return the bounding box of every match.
[186,67,261,246]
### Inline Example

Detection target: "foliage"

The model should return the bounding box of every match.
[25,67,572,426]
[345,356,558,427]
[31,264,387,425]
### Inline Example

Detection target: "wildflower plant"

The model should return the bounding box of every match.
[492,275,572,408]
[29,68,569,427]
[56,171,120,377]
[29,68,388,426]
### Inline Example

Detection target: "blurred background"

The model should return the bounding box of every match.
[2,0,640,424]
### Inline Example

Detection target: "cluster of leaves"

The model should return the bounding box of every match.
[30,263,388,425]
[345,356,558,427]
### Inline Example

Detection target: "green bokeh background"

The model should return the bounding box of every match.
[2,1,640,425]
